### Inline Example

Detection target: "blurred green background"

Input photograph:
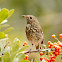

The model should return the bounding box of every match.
[0,0,62,44]
[0,0,62,61]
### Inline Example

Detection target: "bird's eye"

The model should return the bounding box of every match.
[30,17,32,19]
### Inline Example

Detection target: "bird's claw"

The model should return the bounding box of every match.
[37,49,41,52]
[28,49,32,53]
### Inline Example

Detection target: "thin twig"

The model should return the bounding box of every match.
[4,42,9,49]
[24,49,50,54]
[55,37,59,41]
[23,48,62,54]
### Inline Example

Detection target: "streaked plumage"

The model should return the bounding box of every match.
[23,15,44,50]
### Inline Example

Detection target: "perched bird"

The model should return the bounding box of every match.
[22,15,44,50]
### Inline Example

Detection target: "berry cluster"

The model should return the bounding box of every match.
[40,55,56,62]
[40,52,44,56]
[52,34,62,39]
[24,55,28,60]
[40,34,62,62]
[23,34,62,62]
[23,42,27,46]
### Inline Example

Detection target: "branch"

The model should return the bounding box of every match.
[23,48,62,55]
[24,49,50,54]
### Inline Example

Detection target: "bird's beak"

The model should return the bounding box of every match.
[21,15,26,18]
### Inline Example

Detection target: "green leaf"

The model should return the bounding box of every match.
[3,52,10,62]
[12,38,20,52]
[19,60,30,62]
[1,24,10,27]
[7,9,14,19]
[0,8,8,23]
[10,53,16,62]
[0,32,5,39]
[31,59,38,62]
[16,53,25,61]
[0,47,1,51]
[18,45,29,53]
[0,56,1,62]
[4,27,14,33]
[34,59,38,62]
[0,8,14,23]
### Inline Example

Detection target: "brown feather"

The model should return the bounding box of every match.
[24,15,44,50]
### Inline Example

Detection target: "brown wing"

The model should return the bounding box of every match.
[26,24,43,42]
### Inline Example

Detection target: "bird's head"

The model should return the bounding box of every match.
[22,15,38,24]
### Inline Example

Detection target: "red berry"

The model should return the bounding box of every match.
[40,57,43,61]
[50,43,53,46]
[24,57,28,60]
[51,58,55,61]
[53,45,56,48]
[40,52,43,56]
[53,43,57,45]
[48,45,51,48]
[52,56,56,59]
[24,55,28,60]
[60,37,62,39]
[55,48,58,52]
[50,55,52,56]
[53,51,55,54]
[57,41,60,45]
[52,34,55,38]
[59,44,62,48]
[48,41,51,45]
[55,52,58,56]
[59,34,62,39]
[58,50,61,53]
[57,46,61,50]
[47,59,50,62]
[23,44,25,46]
[25,55,28,58]
[24,42,27,45]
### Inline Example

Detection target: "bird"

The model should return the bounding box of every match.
[22,15,44,50]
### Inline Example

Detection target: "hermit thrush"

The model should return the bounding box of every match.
[22,15,44,50]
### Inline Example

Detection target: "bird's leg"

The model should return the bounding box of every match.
[39,43,40,50]
[38,43,41,52]
[28,44,33,53]
[40,40,45,49]
[30,44,33,50]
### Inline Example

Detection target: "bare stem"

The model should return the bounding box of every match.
[55,37,59,41]
[23,48,62,55]
[24,49,50,54]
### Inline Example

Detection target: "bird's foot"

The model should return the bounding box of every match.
[28,49,32,53]
[37,49,41,52]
